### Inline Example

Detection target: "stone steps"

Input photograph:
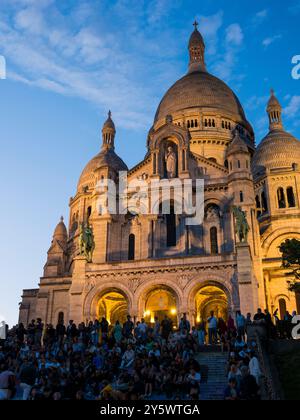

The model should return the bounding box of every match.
[195,351,228,400]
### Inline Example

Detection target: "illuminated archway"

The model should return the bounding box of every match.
[144,286,178,325]
[97,290,128,325]
[195,285,228,324]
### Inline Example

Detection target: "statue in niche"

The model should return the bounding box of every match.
[165,145,177,178]
[205,204,220,222]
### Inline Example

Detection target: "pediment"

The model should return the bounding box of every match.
[190,152,228,176]
[47,239,65,254]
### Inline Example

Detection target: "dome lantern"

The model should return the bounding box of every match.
[53,216,67,245]
[188,21,206,73]
[267,89,283,131]
[102,110,116,150]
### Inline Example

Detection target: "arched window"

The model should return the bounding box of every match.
[58,312,64,325]
[166,205,176,247]
[255,195,261,217]
[128,234,135,260]
[261,191,268,213]
[224,160,229,169]
[87,206,92,220]
[287,187,296,208]
[240,191,244,203]
[237,160,241,169]
[210,227,218,254]
[279,298,287,321]
[277,188,286,208]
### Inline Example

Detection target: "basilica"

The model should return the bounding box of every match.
[19,24,300,327]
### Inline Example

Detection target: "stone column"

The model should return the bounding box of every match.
[35,292,49,323]
[92,217,110,263]
[236,242,256,316]
[69,256,87,324]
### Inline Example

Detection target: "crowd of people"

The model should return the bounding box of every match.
[0,308,297,401]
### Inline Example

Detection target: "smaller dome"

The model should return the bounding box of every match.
[226,130,249,157]
[189,28,204,47]
[78,149,128,190]
[252,129,300,175]
[103,110,115,131]
[53,217,67,243]
[267,89,281,109]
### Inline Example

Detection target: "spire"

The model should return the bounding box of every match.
[53,216,67,244]
[267,89,283,131]
[102,110,116,150]
[226,128,249,158]
[188,21,206,73]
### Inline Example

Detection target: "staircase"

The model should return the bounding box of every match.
[196,351,228,400]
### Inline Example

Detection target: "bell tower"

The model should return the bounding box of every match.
[188,21,207,73]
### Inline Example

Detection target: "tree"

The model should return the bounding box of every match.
[280,239,300,293]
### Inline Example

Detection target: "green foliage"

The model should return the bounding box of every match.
[280,239,300,291]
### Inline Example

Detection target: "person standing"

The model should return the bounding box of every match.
[236,311,246,340]
[249,351,262,385]
[123,315,134,338]
[35,318,44,347]
[19,359,37,400]
[100,317,109,342]
[179,313,191,334]
[113,320,123,344]
[0,366,16,400]
[207,311,218,345]
[56,321,66,346]
[161,315,172,342]
[153,316,161,338]
[197,323,206,346]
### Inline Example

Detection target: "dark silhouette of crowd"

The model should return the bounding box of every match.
[0,314,203,401]
[0,308,297,401]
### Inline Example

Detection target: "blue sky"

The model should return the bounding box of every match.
[0,0,300,326]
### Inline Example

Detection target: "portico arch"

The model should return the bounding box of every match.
[185,275,237,326]
[135,280,182,325]
[83,281,133,323]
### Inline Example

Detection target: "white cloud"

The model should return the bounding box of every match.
[0,0,184,130]
[212,23,244,82]
[245,95,269,111]
[197,11,223,55]
[14,6,45,34]
[252,9,268,25]
[283,95,300,118]
[147,0,177,24]
[225,23,244,46]
[262,35,282,48]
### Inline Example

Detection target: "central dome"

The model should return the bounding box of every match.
[154,71,247,124]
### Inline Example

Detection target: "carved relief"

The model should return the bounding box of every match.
[85,278,96,293]
[127,278,141,293]
[178,274,191,290]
